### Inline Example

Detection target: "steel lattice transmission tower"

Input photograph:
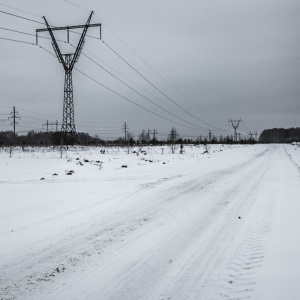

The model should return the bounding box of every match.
[229,118,242,142]
[36,12,101,144]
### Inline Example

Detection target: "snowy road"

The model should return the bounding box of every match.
[1,144,300,299]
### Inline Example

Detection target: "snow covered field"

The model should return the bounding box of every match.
[1,144,300,300]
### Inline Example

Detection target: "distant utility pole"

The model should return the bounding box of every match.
[8,106,20,139]
[169,127,177,154]
[153,129,158,141]
[123,122,128,142]
[249,131,258,141]
[229,118,242,142]
[43,120,49,133]
[43,120,60,133]
[208,130,212,142]
[140,130,146,143]
[147,129,152,142]
[36,12,101,145]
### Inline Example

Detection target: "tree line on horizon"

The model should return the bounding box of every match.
[259,128,300,143]
[0,129,258,146]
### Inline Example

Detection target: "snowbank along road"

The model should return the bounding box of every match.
[0,144,300,299]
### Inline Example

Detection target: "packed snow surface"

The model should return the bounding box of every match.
[1,144,300,300]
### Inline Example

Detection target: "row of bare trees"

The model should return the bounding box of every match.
[0,127,259,146]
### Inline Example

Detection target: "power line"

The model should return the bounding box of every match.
[70,42,216,131]
[69,38,184,115]
[63,0,222,127]
[85,6,225,128]
[38,43,208,132]
[74,67,199,131]
[102,40,223,130]
[1,3,225,132]
[80,50,209,130]
[0,26,38,37]
[92,7,216,119]
[0,36,35,45]
[0,2,42,18]
[63,0,90,13]
[18,115,47,122]
[93,14,221,121]
[0,9,99,40]
[21,115,49,122]
[37,44,57,57]
[1,5,227,135]
[18,120,42,126]
[64,1,123,47]
[2,39,180,134]
[65,0,212,120]
[77,125,122,131]
[17,107,58,119]
[0,26,68,43]
[16,125,44,130]
[76,120,121,127]
[32,17,204,132]
[0,10,44,25]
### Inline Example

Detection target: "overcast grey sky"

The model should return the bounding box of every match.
[0,0,299,140]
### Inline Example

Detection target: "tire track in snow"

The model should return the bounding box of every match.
[155,150,277,300]
[65,147,278,300]
[216,197,277,299]
[209,147,281,299]
[283,145,300,176]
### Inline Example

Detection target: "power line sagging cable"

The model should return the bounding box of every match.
[0,9,100,40]
[0,2,42,18]
[62,0,226,130]
[0,10,44,25]
[1,4,229,134]
[0,26,68,43]
[74,67,200,131]
[102,40,223,131]
[0,36,35,45]
[79,50,209,130]
[1,32,216,133]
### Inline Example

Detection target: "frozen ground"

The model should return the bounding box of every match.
[0,144,300,300]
